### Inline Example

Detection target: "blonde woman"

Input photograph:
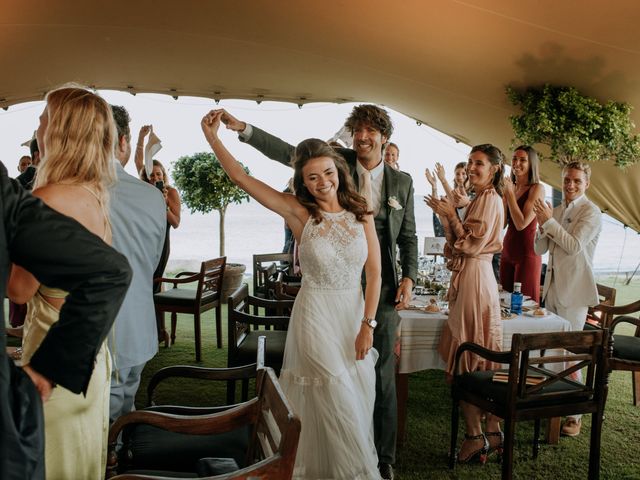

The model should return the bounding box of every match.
[8,86,117,479]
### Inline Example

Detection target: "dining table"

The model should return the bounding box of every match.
[395,297,573,446]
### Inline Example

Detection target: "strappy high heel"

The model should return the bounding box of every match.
[485,431,504,458]
[455,433,489,464]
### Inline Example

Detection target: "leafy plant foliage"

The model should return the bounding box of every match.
[173,151,250,214]
[173,151,250,255]
[507,84,640,167]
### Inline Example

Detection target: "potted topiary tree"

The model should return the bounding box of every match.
[506,84,640,167]
[173,151,251,298]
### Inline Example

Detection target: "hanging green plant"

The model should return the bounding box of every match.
[506,84,640,167]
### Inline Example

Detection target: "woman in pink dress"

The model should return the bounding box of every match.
[426,144,504,464]
[500,146,544,303]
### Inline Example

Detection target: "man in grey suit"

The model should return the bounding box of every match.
[108,105,167,422]
[220,105,417,480]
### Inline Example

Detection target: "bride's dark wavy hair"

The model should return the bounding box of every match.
[291,138,370,223]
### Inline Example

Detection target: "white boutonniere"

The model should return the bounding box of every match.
[388,196,403,210]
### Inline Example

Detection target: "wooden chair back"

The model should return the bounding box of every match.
[586,283,617,328]
[252,253,293,298]
[274,271,301,301]
[198,257,226,306]
[242,367,301,478]
[592,298,640,406]
[507,331,607,405]
[227,284,292,384]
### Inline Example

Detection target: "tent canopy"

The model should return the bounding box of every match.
[2,0,639,230]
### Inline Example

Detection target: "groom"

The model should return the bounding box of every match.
[220,105,417,479]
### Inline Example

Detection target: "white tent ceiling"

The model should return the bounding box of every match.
[2,0,639,230]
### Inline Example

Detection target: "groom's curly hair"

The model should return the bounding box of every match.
[292,138,370,223]
[344,104,394,139]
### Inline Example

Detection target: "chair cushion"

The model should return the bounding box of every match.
[456,368,592,408]
[122,423,250,473]
[155,288,197,307]
[613,334,640,362]
[195,457,239,476]
[236,330,287,369]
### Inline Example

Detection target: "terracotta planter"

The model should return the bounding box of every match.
[221,263,247,300]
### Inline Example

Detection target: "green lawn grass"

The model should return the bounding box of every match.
[135,276,640,479]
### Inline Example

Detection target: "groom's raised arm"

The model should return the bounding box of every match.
[218,109,295,168]
[241,125,296,168]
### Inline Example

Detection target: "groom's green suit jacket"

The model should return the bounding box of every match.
[242,126,418,289]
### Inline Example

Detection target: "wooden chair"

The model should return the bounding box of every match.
[585,283,617,328]
[271,271,300,301]
[449,330,610,480]
[107,364,301,479]
[592,298,640,406]
[106,337,266,479]
[252,253,293,298]
[154,257,226,361]
[227,284,293,400]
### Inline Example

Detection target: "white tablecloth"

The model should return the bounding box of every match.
[397,308,572,374]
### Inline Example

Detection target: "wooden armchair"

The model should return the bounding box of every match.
[273,271,301,301]
[154,257,226,361]
[585,283,617,328]
[592,298,640,406]
[107,365,301,479]
[450,330,609,480]
[106,338,272,478]
[227,284,293,388]
[252,253,293,299]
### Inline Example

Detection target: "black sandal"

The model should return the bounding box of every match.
[485,431,504,458]
[455,433,489,464]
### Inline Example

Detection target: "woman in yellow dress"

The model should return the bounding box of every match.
[8,86,117,480]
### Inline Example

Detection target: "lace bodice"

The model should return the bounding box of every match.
[298,210,367,290]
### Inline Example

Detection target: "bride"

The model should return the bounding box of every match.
[202,110,382,479]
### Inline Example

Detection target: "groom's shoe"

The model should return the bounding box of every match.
[379,463,394,480]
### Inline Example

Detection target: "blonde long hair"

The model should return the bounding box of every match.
[35,86,116,201]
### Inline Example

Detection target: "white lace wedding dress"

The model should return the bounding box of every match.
[279,210,381,480]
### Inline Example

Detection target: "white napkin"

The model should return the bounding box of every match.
[20,131,36,147]
[144,129,162,178]
[328,125,353,148]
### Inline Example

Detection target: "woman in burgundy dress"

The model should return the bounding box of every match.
[500,146,544,303]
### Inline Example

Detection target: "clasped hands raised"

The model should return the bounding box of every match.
[532,197,554,226]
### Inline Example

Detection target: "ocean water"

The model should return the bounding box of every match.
[168,196,640,275]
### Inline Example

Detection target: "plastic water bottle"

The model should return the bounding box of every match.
[510,282,523,315]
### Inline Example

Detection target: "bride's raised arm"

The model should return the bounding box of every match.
[201,110,306,232]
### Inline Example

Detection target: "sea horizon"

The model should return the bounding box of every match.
[166,195,640,277]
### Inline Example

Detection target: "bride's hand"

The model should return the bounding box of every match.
[201,110,223,145]
[355,323,374,360]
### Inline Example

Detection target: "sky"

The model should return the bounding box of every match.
[0,90,472,193]
[2,89,639,273]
